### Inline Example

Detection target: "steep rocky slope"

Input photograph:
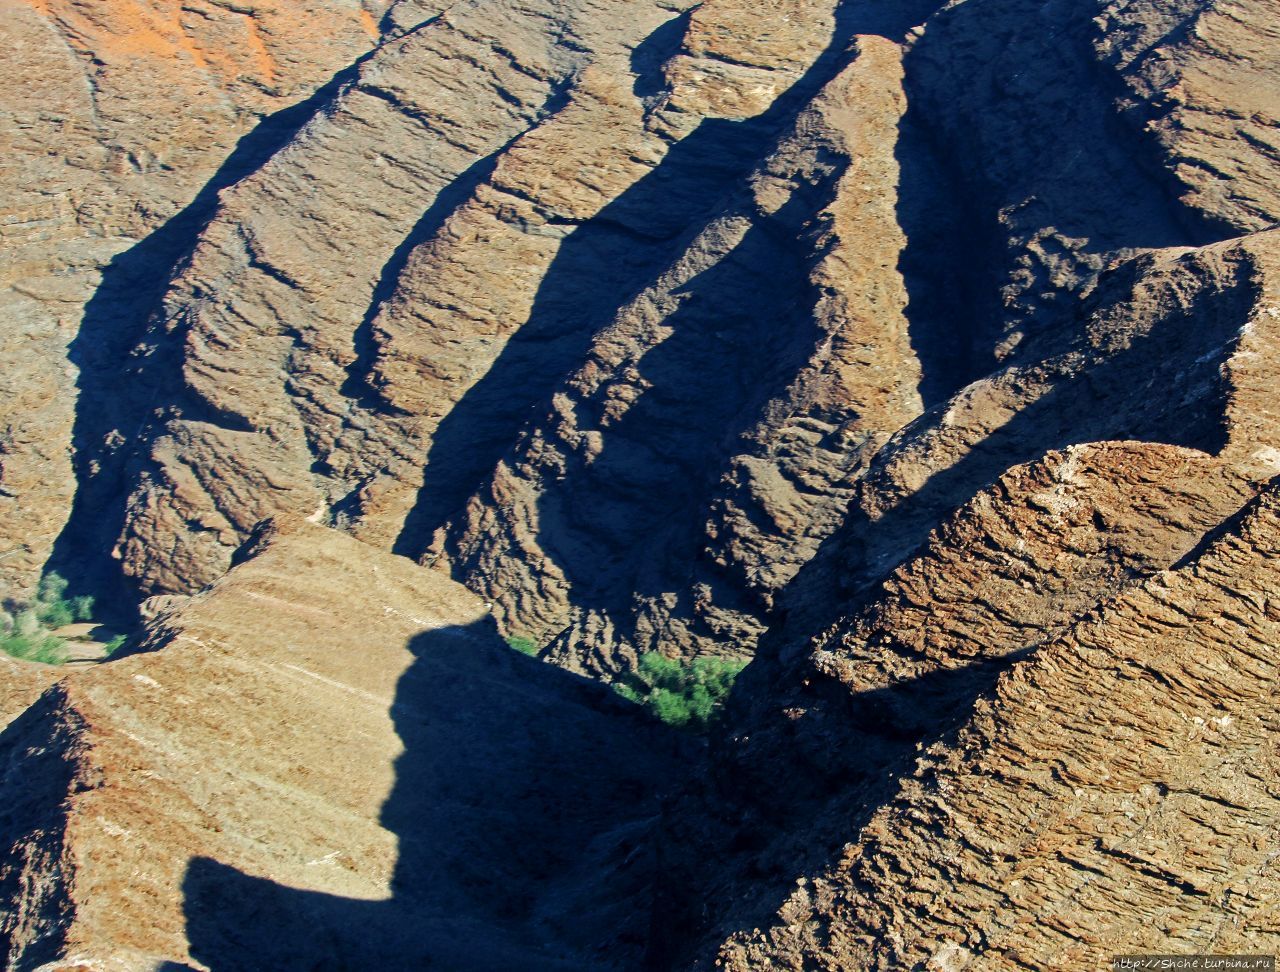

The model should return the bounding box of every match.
[0,519,680,970]
[0,0,389,596]
[2,0,1280,967]
[711,471,1280,970]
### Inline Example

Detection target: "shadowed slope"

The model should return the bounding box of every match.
[0,521,683,968]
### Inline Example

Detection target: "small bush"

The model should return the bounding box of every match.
[103,634,127,659]
[1,572,110,666]
[505,635,540,657]
[71,595,96,622]
[613,651,747,730]
[27,573,94,629]
[0,631,69,665]
[36,599,74,628]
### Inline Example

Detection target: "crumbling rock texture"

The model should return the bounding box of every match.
[713,475,1280,971]
[2,0,1280,967]
[0,0,388,596]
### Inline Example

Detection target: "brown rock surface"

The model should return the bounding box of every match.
[713,475,1280,970]
[0,519,680,969]
[3,0,1280,967]
[48,0,1274,679]
[631,441,1274,967]
[1096,0,1280,234]
[0,0,385,596]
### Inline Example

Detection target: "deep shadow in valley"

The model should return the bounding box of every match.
[392,0,954,566]
[182,618,687,971]
[47,58,372,620]
[176,621,1032,971]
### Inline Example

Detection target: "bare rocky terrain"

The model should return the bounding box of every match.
[1,0,1278,968]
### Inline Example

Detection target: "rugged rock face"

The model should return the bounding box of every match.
[3,0,1280,967]
[712,474,1280,970]
[0,519,681,969]
[658,443,1266,956]
[19,0,1270,676]
[0,0,387,597]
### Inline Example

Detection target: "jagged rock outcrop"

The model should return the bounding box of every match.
[0,0,386,596]
[0,519,681,970]
[768,225,1280,664]
[712,474,1280,970]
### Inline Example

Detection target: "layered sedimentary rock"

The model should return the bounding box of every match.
[435,33,930,675]
[712,474,1280,970]
[0,0,386,595]
[0,519,679,970]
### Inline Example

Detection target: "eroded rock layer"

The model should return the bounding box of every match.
[0,520,680,970]
[714,475,1280,970]
[2,0,1280,967]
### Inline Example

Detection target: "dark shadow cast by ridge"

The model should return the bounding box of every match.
[47,57,371,619]
[647,645,1035,968]
[893,98,1003,407]
[182,619,686,971]
[392,0,953,563]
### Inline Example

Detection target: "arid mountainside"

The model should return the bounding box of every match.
[0,0,395,597]
[1,0,1279,968]
[0,518,681,969]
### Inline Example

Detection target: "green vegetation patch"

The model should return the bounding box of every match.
[1,572,120,666]
[614,651,747,730]
[505,635,541,657]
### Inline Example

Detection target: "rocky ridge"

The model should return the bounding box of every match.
[1,0,1279,967]
[0,518,680,969]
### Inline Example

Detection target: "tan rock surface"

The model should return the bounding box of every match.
[0,518,679,969]
[3,1,1280,967]
[1096,0,1280,234]
[0,0,384,595]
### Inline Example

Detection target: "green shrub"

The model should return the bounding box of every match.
[103,634,127,659]
[613,651,747,730]
[29,573,94,629]
[36,572,68,604]
[505,635,540,657]
[0,631,69,665]
[1,572,108,666]
[36,599,74,628]
[71,595,96,622]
